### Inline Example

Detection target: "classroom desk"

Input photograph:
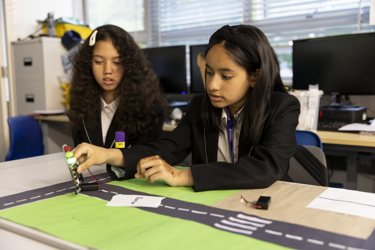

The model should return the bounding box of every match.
[315,130,375,190]
[33,114,177,132]
[33,114,69,123]
[32,114,175,154]
[1,153,375,250]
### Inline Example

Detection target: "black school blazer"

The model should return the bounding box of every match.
[72,104,164,179]
[122,92,300,191]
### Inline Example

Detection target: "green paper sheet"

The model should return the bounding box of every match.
[0,178,288,250]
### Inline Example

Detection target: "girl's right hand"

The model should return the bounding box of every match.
[72,143,124,174]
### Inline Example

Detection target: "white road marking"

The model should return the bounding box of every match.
[164,206,176,209]
[209,213,224,218]
[328,243,346,249]
[191,210,207,215]
[265,229,282,236]
[214,223,253,235]
[229,217,264,227]
[237,214,272,224]
[221,220,257,231]
[307,239,324,245]
[285,234,303,241]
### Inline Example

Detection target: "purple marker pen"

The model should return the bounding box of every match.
[115,131,125,148]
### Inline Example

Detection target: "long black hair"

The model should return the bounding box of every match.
[201,24,287,147]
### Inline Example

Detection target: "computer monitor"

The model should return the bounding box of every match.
[189,44,208,93]
[292,32,375,103]
[142,45,188,95]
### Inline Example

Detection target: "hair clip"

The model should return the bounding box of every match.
[89,30,98,46]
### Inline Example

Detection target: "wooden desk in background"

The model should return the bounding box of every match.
[316,130,375,147]
[316,130,375,190]
[33,114,69,123]
[34,114,177,132]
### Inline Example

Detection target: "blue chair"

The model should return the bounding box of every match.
[5,116,44,161]
[295,130,323,149]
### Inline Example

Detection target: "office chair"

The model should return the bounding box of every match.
[5,115,44,161]
[295,130,323,150]
[289,145,328,186]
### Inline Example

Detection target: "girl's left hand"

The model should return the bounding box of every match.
[135,155,194,187]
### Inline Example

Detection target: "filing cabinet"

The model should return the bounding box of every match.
[12,37,67,115]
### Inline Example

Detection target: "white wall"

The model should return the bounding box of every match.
[0,0,8,161]
[0,0,83,161]
[371,0,375,25]
[5,0,77,41]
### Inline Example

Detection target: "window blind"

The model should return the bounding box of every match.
[247,0,373,47]
[149,0,244,46]
[149,0,374,47]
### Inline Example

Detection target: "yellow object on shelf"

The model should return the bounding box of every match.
[61,83,71,109]
[42,24,92,39]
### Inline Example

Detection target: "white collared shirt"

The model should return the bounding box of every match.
[100,96,118,144]
[217,106,244,163]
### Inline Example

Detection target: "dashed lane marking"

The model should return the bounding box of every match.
[265,229,282,236]
[285,234,303,241]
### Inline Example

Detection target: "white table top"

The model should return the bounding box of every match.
[0,153,106,250]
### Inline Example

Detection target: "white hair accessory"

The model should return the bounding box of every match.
[89,30,98,46]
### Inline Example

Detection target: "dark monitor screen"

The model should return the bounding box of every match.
[190,44,208,93]
[292,32,375,95]
[142,45,187,95]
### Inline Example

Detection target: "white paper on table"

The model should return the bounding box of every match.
[106,194,165,208]
[339,123,375,132]
[307,188,375,220]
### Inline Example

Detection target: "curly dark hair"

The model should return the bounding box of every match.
[68,24,168,138]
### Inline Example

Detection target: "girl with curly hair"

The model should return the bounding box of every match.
[72,24,300,191]
[68,24,167,179]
